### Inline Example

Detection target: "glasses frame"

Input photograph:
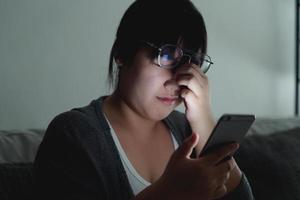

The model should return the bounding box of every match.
[142,41,214,73]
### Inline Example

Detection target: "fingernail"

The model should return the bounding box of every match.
[231,143,239,151]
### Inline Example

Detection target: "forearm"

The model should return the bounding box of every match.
[190,110,216,156]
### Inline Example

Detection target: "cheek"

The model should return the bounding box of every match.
[133,66,166,94]
[128,70,178,120]
[132,74,162,100]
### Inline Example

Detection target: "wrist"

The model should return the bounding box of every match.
[189,111,215,156]
[189,102,214,127]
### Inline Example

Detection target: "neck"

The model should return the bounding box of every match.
[102,92,161,137]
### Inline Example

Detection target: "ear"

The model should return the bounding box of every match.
[115,57,123,67]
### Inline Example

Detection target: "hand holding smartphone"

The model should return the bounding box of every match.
[199,114,255,159]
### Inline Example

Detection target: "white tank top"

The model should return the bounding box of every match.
[104,115,179,195]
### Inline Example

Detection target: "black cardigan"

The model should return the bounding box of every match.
[33,96,254,200]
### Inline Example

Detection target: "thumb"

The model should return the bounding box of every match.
[174,133,199,159]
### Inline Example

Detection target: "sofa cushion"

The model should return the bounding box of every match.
[235,127,300,200]
[247,117,300,136]
[0,129,45,163]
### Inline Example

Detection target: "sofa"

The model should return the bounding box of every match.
[0,118,300,200]
[0,129,43,200]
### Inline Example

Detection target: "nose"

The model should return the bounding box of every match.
[164,78,180,96]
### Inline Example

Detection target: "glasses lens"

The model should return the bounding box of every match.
[191,54,212,73]
[159,45,182,68]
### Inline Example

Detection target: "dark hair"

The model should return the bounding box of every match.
[108,0,207,89]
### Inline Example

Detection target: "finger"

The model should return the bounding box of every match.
[176,71,208,98]
[190,64,208,79]
[173,133,199,159]
[220,172,231,183]
[180,87,197,104]
[203,143,239,165]
[176,75,206,98]
[212,184,227,199]
[216,158,236,175]
[176,64,208,82]
[179,89,203,115]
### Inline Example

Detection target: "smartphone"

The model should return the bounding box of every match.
[199,114,255,158]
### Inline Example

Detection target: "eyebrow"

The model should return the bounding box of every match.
[182,48,202,56]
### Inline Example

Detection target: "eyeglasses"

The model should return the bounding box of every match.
[142,41,213,73]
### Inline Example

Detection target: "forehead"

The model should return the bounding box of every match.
[170,37,202,54]
[162,41,202,55]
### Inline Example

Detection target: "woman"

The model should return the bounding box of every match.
[34,0,254,199]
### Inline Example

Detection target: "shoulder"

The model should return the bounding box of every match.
[43,97,109,144]
[47,109,93,136]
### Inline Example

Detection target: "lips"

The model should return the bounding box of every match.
[157,96,179,105]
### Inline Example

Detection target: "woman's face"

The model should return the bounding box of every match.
[117,48,182,121]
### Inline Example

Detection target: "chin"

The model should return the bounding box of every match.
[150,106,176,121]
[144,98,182,121]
